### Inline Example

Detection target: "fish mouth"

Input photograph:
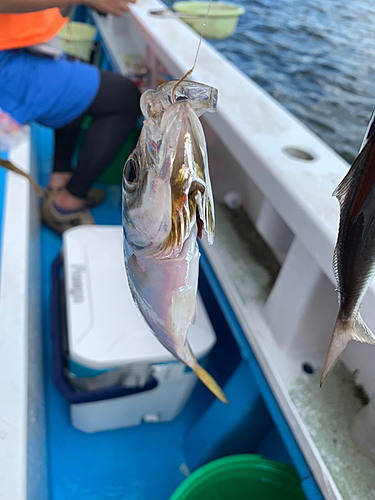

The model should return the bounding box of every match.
[152,101,215,258]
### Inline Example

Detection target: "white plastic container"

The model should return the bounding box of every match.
[62,225,217,432]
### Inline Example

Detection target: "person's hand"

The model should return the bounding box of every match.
[86,0,136,17]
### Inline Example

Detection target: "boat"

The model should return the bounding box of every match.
[1,2,374,499]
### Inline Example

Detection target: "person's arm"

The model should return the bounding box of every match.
[59,4,73,16]
[0,0,136,16]
[0,0,73,12]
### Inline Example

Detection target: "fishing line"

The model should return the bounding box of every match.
[171,0,214,103]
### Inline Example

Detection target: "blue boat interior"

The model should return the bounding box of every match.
[32,119,322,500]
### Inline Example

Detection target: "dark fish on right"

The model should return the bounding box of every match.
[321,110,375,386]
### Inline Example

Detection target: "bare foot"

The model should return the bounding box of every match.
[49,172,72,190]
[54,188,85,211]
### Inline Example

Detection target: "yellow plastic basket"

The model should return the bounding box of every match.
[172,1,245,39]
[58,22,96,62]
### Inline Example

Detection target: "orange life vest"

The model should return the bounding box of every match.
[0,9,67,51]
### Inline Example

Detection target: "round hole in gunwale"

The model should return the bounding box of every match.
[282,146,315,161]
[302,363,314,374]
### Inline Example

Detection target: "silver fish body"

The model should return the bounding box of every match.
[321,110,375,385]
[126,229,199,363]
[122,80,227,402]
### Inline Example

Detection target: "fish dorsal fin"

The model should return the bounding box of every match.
[333,109,375,205]
[332,168,355,205]
[333,131,375,205]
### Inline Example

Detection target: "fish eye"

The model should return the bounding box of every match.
[124,157,139,184]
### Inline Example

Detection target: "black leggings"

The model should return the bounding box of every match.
[53,70,141,199]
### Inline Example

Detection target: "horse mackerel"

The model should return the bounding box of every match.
[122,80,227,403]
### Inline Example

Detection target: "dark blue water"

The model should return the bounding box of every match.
[166,0,375,163]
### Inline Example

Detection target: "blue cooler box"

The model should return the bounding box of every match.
[52,226,217,433]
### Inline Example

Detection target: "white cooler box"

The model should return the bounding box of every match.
[55,225,217,433]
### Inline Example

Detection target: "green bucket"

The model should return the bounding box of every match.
[169,455,307,500]
[172,1,245,40]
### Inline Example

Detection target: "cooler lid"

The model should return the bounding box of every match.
[62,226,216,370]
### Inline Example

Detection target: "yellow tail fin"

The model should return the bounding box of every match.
[191,362,228,404]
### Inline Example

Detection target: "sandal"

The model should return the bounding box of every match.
[43,187,106,208]
[41,190,95,234]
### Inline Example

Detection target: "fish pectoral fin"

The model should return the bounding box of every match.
[333,131,375,205]
[172,289,197,333]
[191,299,198,325]
[320,313,375,386]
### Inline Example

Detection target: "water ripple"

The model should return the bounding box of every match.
[163,0,375,163]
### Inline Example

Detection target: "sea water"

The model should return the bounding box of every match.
[165,0,375,163]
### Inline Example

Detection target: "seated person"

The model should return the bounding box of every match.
[0,0,141,233]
